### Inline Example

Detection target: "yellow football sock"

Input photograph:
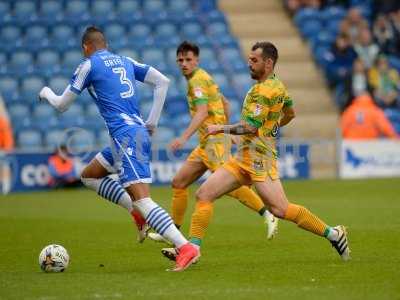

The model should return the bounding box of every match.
[228,186,266,215]
[189,201,214,244]
[284,203,328,236]
[171,188,188,228]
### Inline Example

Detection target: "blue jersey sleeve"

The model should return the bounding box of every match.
[70,59,92,94]
[126,57,150,83]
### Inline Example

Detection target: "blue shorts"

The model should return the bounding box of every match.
[95,127,152,187]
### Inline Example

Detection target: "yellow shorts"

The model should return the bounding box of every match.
[222,156,279,185]
[187,143,230,172]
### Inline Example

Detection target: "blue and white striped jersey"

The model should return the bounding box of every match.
[70,49,150,136]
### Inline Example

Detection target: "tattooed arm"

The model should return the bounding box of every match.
[207,120,257,136]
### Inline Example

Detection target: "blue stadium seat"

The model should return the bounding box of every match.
[141,49,167,71]
[33,103,56,120]
[128,24,153,49]
[300,20,323,41]
[0,76,18,102]
[78,90,93,106]
[62,49,83,74]
[320,6,346,25]
[86,103,99,117]
[168,0,190,14]
[312,30,336,50]
[40,0,63,24]
[219,47,242,63]
[97,129,110,148]
[213,73,230,94]
[142,49,164,63]
[8,103,29,121]
[199,60,221,73]
[207,21,229,38]
[118,48,140,60]
[68,129,96,153]
[0,53,6,75]
[294,7,321,27]
[104,23,127,48]
[0,2,11,20]
[325,19,342,36]
[91,0,115,21]
[155,23,177,37]
[181,22,203,39]
[24,24,48,43]
[200,47,217,62]
[143,0,165,15]
[205,10,226,23]
[60,102,84,127]
[49,76,69,94]
[18,130,42,150]
[14,1,38,24]
[51,23,75,45]
[59,113,85,128]
[232,73,253,99]
[116,0,141,24]
[20,76,46,103]
[9,51,34,75]
[65,0,90,24]
[214,35,238,48]
[36,49,60,76]
[44,129,65,149]
[152,126,175,145]
[1,25,22,52]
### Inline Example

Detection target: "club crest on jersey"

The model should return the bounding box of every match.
[194,87,203,98]
[254,104,262,116]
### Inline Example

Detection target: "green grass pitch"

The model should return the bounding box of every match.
[1,178,399,300]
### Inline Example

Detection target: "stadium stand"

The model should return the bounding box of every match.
[0,0,248,151]
[283,0,400,134]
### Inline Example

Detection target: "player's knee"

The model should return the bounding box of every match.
[269,202,288,219]
[195,186,212,201]
[80,166,91,179]
[171,176,187,189]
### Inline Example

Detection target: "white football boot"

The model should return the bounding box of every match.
[148,232,174,245]
[265,213,278,240]
[330,225,351,261]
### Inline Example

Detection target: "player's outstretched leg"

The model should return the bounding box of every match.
[127,183,200,271]
[189,168,242,248]
[228,186,278,239]
[148,160,207,245]
[81,158,149,242]
[254,178,350,261]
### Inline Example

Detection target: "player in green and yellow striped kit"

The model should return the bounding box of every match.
[148,41,278,246]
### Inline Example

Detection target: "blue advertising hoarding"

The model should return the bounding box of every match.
[2,144,309,193]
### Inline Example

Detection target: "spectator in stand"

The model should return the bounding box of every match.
[48,144,81,187]
[354,28,380,69]
[373,14,395,54]
[341,58,369,109]
[326,33,358,86]
[0,95,14,152]
[368,54,400,107]
[341,92,399,139]
[340,7,369,44]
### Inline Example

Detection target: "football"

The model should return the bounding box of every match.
[38,244,69,273]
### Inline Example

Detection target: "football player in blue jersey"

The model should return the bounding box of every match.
[38,26,199,271]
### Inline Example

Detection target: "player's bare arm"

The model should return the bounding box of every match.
[280,106,295,127]
[207,120,257,136]
[170,103,208,151]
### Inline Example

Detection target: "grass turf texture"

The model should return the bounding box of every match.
[0,178,399,300]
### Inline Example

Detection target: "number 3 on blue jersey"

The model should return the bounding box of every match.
[112,67,134,98]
